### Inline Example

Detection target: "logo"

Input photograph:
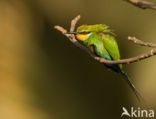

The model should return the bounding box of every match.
[121,107,155,118]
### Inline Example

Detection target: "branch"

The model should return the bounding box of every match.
[128,36,156,48]
[124,0,156,10]
[54,15,156,65]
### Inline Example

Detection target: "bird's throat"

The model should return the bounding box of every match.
[76,34,88,41]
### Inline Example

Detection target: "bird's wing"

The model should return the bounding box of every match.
[101,34,122,69]
[101,34,120,60]
[85,33,112,60]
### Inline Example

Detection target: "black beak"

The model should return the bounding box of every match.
[67,32,77,35]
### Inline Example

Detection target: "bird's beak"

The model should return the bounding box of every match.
[67,32,77,35]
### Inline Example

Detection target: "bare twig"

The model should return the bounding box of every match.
[128,36,156,48]
[124,0,156,10]
[54,15,156,65]
[70,15,81,32]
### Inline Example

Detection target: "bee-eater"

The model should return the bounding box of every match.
[71,24,142,101]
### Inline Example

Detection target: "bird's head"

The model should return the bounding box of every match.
[74,24,111,41]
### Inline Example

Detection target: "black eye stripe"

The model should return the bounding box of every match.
[78,32,90,34]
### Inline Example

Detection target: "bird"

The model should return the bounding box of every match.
[70,24,142,101]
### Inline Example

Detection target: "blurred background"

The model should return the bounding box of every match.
[0,0,156,119]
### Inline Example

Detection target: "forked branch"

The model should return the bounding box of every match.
[54,15,156,65]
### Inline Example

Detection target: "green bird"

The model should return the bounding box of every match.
[71,24,142,101]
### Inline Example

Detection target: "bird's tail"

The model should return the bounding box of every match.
[120,71,143,102]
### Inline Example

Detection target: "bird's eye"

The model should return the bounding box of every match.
[79,32,90,34]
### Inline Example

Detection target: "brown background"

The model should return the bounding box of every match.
[0,0,156,119]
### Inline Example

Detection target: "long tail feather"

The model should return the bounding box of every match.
[120,71,143,102]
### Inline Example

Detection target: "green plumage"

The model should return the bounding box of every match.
[76,24,142,101]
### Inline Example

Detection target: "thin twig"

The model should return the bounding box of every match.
[95,49,156,64]
[54,15,156,65]
[124,0,156,10]
[70,15,81,32]
[128,36,156,48]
